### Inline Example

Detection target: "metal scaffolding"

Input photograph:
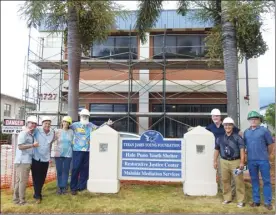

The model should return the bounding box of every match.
[23,26,231,137]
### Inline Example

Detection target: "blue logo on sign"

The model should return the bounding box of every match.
[141,130,162,143]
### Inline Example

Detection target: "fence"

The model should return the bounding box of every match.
[0,142,56,190]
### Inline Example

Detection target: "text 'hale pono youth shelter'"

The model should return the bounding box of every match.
[26,9,259,136]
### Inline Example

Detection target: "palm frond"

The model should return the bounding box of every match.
[135,0,163,44]
[18,1,49,28]
[176,0,190,16]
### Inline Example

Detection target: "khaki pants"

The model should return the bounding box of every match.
[13,163,31,204]
[217,155,236,196]
[220,158,245,203]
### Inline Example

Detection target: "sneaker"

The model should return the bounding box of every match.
[264,204,273,210]
[13,200,20,205]
[19,202,27,206]
[71,190,77,195]
[222,200,232,204]
[57,188,62,195]
[250,202,260,207]
[35,199,41,204]
[62,188,67,195]
[237,202,245,208]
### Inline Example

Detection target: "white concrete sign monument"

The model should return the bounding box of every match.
[183,126,217,196]
[87,125,120,193]
[87,125,217,196]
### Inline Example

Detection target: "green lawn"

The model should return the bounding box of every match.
[1,181,275,214]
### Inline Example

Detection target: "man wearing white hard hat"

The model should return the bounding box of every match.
[69,108,113,195]
[31,116,55,204]
[206,108,242,195]
[206,109,242,139]
[13,116,39,205]
[213,117,245,208]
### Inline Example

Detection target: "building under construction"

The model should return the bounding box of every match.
[23,9,259,137]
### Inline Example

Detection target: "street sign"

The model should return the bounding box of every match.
[1,119,25,134]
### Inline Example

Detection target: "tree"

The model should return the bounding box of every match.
[135,0,274,124]
[19,1,124,121]
[265,103,275,129]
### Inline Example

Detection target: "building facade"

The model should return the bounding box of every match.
[30,10,259,137]
[1,93,35,121]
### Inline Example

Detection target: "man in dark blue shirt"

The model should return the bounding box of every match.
[206,109,242,195]
[206,109,242,139]
[244,111,274,210]
[214,117,245,208]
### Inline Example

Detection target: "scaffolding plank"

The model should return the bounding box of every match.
[27,111,227,117]
[30,59,223,70]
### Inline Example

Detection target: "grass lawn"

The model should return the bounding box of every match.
[1,181,275,214]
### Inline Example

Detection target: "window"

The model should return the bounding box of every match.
[44,34,61,48]
[151,104,227,138]
[78,105,86,112]
[91,36,138,59]
[89,103,137,133]
[4,104,11,117]
[153,34,206,59]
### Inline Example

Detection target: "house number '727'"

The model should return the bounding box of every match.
[39,93,57,100]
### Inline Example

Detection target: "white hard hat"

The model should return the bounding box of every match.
[223,117,235,125]
[79,109,90,116]
[211,108,221,116]
[27,116,37,124]
[42,116,52,123]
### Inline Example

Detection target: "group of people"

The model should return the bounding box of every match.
[13,107,274,211]
[13,108,112,205]
[207,109,274,210]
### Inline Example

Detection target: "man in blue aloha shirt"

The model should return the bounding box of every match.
[70,108,112,195]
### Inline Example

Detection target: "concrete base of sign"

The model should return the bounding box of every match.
[87,125,120,194]
[87,179,120,193]
[183,126,218,197]
[183,181,217,196]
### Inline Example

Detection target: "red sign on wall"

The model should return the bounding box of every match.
[3,119,25,126]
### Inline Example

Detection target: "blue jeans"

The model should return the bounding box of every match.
[248,160,272,205]
[70,151,89,191]
[55,157,72,189]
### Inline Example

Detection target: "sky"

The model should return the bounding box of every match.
[1,1,275,100]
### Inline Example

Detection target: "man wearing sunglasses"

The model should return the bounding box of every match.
[206,109,242,196]
[213,117,245,208]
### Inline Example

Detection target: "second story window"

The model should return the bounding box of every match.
[4,104,11,117]
[91,36,138,60]
[153,34,206,59]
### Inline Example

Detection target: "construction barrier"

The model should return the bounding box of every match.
[0,143,56,190]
